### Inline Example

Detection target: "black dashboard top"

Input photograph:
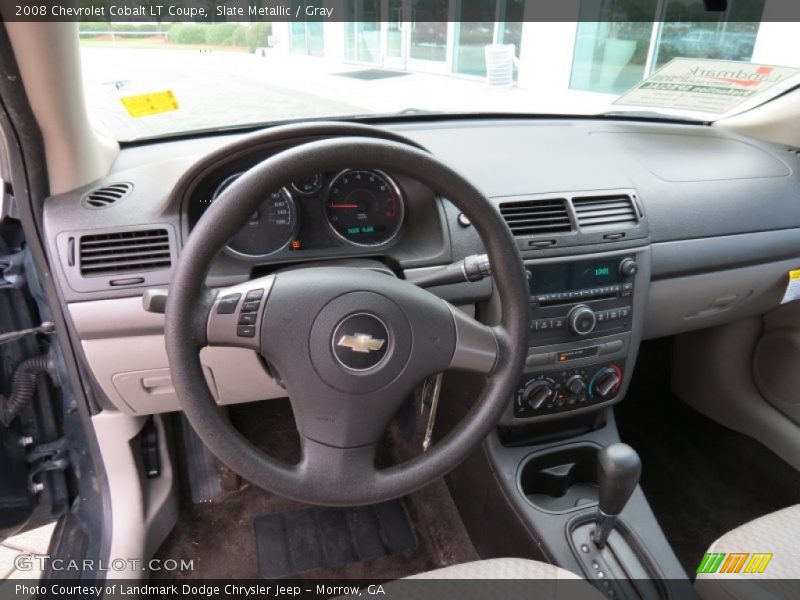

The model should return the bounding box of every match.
[43,117,800,302]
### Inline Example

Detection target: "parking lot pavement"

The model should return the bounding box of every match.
[80,46,614,140]
[1,523,55,581]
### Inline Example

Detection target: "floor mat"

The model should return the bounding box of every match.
[616,339,800,576]
[154,400,479,579]
[334,69,410,81]
[254,501,416,578]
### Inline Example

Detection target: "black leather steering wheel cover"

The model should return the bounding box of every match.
[165,130,529,506]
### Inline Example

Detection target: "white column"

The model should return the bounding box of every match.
[750,22,800,65]
[270,22,291,55]
[517,22,579,92]
[323,22,346,64]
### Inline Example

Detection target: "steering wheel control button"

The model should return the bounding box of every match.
[238,312,257,325]
[332,313,389,371]
[245,289,264,301]
[242,300,261,313]
[237,324,256,338]
[216,293,241,314]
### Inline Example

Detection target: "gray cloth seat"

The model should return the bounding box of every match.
[695,505,800,600]
[408,558,585,579]
[402,558,603,599]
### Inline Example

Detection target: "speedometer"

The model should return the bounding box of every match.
[214,173,298,258]
[324,170,404,246]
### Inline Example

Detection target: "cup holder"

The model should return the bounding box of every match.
[518,443,600,513]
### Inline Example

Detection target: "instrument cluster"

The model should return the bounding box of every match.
[186,168,406,260]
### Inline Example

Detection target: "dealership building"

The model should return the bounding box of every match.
[269,0,794,96]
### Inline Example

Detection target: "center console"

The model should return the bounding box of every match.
[501,250,648,425]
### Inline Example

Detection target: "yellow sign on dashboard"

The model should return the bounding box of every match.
[120,90,179,118]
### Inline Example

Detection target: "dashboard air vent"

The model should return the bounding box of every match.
[785,147,800,157]
[572,195,638,230]
[81,182,133,209]
[78,229,172,276]
[499,198,572,236]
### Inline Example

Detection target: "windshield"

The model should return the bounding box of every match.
[78,4,800,141]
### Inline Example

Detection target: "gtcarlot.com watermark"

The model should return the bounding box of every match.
[14,554,194,573]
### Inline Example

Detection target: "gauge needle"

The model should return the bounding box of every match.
[329,204,359,209]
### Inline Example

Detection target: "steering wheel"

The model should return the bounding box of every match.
[165,134,529,506]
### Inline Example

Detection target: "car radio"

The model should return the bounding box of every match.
[503,254,643,424]
[527,256,637,343]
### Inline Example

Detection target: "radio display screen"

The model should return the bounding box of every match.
[527,259,624,295]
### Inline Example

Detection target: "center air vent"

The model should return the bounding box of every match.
[572,195,638,230]
[78,229,172,276]
[499,198,572,236]
[81,182,133,209]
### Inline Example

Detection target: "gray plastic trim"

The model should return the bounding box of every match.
[68,298,285,415]
[673,318,800,471]
[652,228,800,279]
[644,256,800,340]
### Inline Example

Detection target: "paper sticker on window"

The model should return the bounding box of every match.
[781,270,800,304]
[120,91,179,118]
[614,59,800,115]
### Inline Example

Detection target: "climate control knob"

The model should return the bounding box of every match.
[568,304,596,336]
[592,367,622,399]
[565,375,586,396]
[524,380,555,410]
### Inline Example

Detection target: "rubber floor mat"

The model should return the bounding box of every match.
[254,500,416,578]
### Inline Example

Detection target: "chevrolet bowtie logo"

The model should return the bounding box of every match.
[337,333,386,354]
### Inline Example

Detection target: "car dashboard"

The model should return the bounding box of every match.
[42,117,800,420]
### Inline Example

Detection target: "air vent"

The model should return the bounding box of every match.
[499,198,572,236]
[572,195,638,230]
[786,147,800,157]
[78,229,171,276]
[81,182,133,209]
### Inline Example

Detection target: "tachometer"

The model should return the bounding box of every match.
[324,170,404,246]
[214,173,298,258]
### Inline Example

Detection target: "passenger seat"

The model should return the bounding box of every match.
[695,505,800,599]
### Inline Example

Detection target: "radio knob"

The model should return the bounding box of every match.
[568,305,596,336]
[524,381,554,410]
[565,375,586,396]
[619,258,639,277]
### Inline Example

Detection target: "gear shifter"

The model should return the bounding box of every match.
[592,443,641,549]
